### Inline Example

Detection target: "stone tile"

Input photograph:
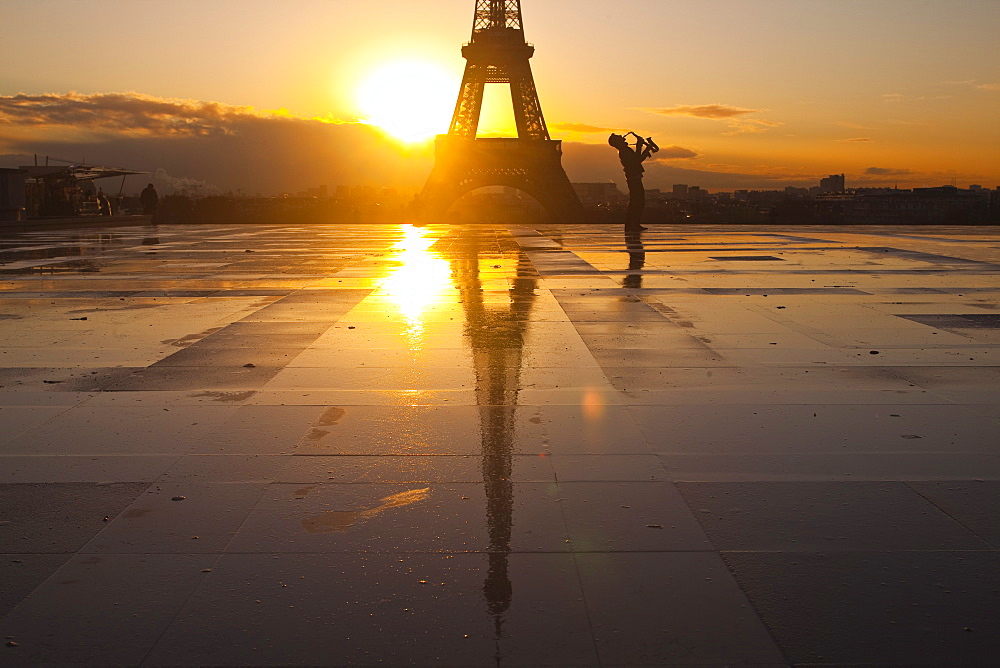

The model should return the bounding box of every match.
[82,482,268,553]
[0,391,94,406]
[678,481,990,551]
[293,405,485,455]
[102,364,284,391]
[228,482,568,553]
[145,553,596,666]
[2,405,236,455]
[155,454,290,483]
[0,482,149,552]
[629,403,997,454]
[0,455,178,483]
[0,406,67,444]
[576,552,785,665]
[559,482,711,551]
[190,404,325,454]
[0,553,216,664]
[514,405,650,454]
[281,454,555,484]
[724,551,1000,665]
[908,480,1000,547]
[551,454,669,481]
[0,553,71,618]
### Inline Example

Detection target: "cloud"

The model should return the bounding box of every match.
[0,92,431,195]
[646,104,782,135]
[549,122,618,134]
[837,137,873,142]
[0,92,309,137]
[651,145,699,159]
[865,167,913,176]
[939,80,1000,92]
[650,104,759,119]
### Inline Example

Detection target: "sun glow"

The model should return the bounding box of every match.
[382,225,452,344]
[356,61,457,143]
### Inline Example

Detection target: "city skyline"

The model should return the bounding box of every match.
[1,0,998,194]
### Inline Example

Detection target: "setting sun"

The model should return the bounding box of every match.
[356,60,457,143]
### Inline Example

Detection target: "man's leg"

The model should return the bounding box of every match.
[626,178,647,231]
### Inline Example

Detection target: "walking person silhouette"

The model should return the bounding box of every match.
[609,132,658,232]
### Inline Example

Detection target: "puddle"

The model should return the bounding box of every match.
[314,406,346,426]
[306,406,346,440]
[302,487,430,534]
[163,327,223,347]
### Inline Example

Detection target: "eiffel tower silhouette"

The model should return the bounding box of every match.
[418,0,582,223]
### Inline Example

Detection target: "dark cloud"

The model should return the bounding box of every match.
[865,167,913,175]
[0,92,269,137]
[651,145,699,160]
[0,91,824,194]
[645,104,782,134]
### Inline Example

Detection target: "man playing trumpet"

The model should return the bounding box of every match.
[609,132,659,232]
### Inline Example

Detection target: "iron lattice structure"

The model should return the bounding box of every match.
[419,0,582,223]
[450,0,547,139]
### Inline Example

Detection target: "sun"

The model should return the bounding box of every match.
[356,60,457,143]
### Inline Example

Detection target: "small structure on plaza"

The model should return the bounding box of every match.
[17,157,147,220]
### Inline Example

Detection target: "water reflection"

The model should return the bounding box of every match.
[382,225,452,345]
[450,229,538,651]
[623,230,646,289]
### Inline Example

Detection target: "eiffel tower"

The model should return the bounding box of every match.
[418,0,582,223]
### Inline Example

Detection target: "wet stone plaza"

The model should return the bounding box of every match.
[0,222,998,666]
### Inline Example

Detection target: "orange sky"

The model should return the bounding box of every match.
[1,0,998,192]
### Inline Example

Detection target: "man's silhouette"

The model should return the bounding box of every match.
[140,183,158,216]
[609,132,658,232]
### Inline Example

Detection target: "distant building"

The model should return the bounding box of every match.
[819,174,845,193]
[848,185,987,224]
[572,182,622,205]
[672,184,689,198]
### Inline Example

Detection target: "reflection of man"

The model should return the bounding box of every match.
[140,183,158,215]
[609,132,658,232]
[624,230,645,289]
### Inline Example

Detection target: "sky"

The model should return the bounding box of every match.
[1,0,998,195]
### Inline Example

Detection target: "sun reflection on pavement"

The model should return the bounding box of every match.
[381,224,451,345]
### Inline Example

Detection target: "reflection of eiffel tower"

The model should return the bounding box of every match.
[446,229,538,657]
[419,0,582,223]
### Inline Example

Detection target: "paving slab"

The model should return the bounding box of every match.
[0,222,997,665]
